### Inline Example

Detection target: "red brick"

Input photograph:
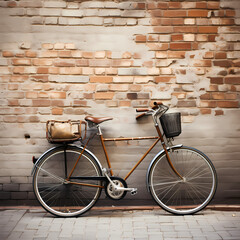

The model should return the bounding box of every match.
[208,1,220,9]
[215,110,224,116]
[90,76,113,83]
[198,26,218,33]
[32,99,51,107]
[11,75,28,82]
[169,2,181,8]
[168,51,185,59]
[204,52,214,59]
[31,75,49,82]
[225,76,240,84]
[171,18,184,26]
[210,77,224,84]
[119,101,131,107]
[54,60,75,67]
[155,76,174,83]
[89,59,111,67]
[177,101,196,107]
[170,43,191,50]
[200,93,211,100]
[8,84,18,90]
[58,51,72,58]
[150,10,162,17]
[188,10,208,17]
[8,99,19,106]
[220,19,235,25]
[33,59,53,66]
[135,35,147,42]
[73,100,87,107]
[196,2,207,8]
[76,59,89,67]
[163,10,187,17]
[13,67,25,74]
[157,2,168,9]
[25,51,37,58]
[112,60,132,67]
[147,3,156,10]
[37,67,49,74]
[171,34,183,41]
[225,10,235,17]
[7,1,17,8]
[95,92,114,100]
[208,35,217,42]
[12,59,31,66]
[50,92,66,99]
[52,108,63,115]
[147,43,169,51]
[153,26,173,33]
[160,18,171,25]
[217,101,238,108]
[82,52,94,59]
[59,67,82,75]
[2,51,14,57]
[193,60,212,67]
[213,60,232,68]
[174,26,197,33]
[225,93,237,100]
[215,52,227,59]
[51,100,65,107]
[212,93,225,100]
[200,101,217,108]
[40,50,58,58]
[26,92,38,99]
[42,43,53,50]
[201,109,212,114]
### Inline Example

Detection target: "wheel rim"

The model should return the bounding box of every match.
[150,147,216,214]
[34,149,102,217]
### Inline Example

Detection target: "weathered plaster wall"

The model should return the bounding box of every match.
[0,0,239,205]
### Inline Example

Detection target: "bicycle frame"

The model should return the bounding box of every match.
[65,108,183,188]
[98,121,183,181]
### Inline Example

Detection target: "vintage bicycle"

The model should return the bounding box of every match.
[32,102,217,217]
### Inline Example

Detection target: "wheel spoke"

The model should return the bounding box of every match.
[33,146,102,217]
[149,146,217,215]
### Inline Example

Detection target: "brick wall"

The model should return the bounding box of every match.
[0,0,239,205]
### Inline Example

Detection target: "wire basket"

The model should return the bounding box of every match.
[160,112,181,138]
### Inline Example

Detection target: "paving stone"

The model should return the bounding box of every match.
[0,209,240,240]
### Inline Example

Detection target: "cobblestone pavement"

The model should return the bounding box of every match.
[0,208,239,240]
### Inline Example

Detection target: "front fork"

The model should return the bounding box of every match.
[155,123,184,180]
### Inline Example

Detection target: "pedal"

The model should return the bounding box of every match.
[131,188,137,195]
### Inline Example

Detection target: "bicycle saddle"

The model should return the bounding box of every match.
[85,116,113,124]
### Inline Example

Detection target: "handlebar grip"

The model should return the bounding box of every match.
[136,108,149,112]
[136,113,146,120]
[154,101,163,106]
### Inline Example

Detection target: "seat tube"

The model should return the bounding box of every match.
[97,125,113,176]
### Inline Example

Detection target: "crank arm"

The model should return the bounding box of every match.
[102,168,137,193]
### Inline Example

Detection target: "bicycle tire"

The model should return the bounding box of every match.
[148,146,217,215]
[33,145,103,217]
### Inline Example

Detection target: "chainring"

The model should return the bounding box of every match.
[105,177,128,200]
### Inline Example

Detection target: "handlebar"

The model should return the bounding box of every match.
[136,102,168,120]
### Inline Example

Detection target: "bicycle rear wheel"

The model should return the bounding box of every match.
[148,146,217,215]
[33,145,103,217]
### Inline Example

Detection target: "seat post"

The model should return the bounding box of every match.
[96,124,102,135]
[97,125,113,176]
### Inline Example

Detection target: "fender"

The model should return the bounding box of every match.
[31,144,103,176]
[146,144,183,191]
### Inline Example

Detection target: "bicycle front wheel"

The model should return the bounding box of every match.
[33,145,103,217]
[148,146,217,215]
